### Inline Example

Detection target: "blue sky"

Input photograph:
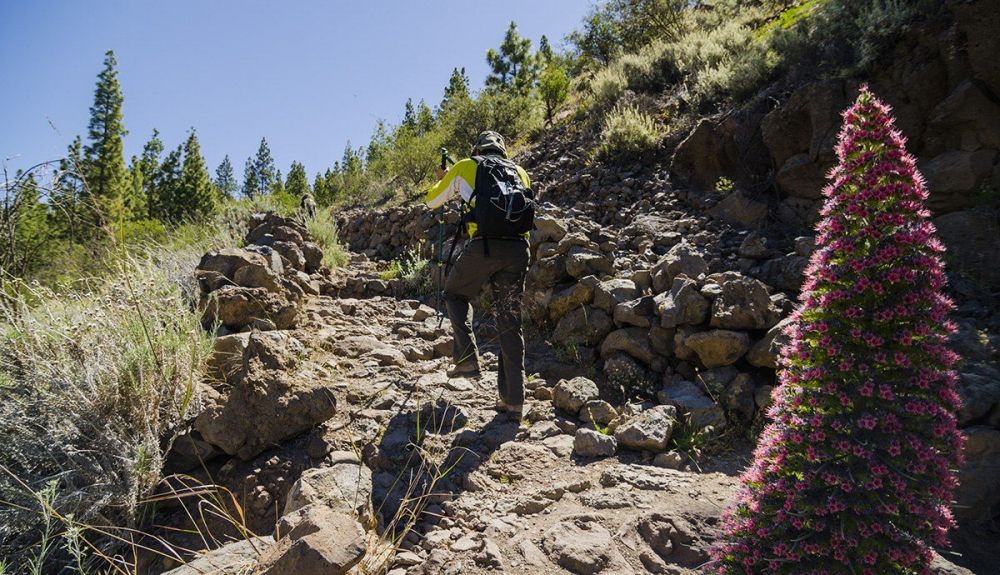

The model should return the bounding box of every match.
[1,1,592,179]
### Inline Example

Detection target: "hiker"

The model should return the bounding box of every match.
[300,191,317,220]
[425,131,535,417]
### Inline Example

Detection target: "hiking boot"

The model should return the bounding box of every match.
[447,362,481,378]
[494,400,523,418]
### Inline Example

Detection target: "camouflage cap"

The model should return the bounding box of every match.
[472,130,507,158]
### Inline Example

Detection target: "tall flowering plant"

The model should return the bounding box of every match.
[710,87,963,574]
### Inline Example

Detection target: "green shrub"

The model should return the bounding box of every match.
[620,39,689,93]
[539,61,570,123]
[380,247,433,296]
[306,208,350,268]
[588,65,628,112]
[600,103,661,161]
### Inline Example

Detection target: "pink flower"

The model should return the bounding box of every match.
[710,87,961,575]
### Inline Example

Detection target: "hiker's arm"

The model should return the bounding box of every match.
[516,165,531,189]
[425,159,477,209]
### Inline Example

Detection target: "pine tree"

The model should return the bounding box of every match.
[253,138,276,195]
[139,130,163,218]
[214,155,237,199]
[242,157,260,198]
[402,99,417,132]
[177,129,216,221]
[538,35,554,62]
[286,161,310,198]
[83,50,131,224]
[414,100,435,136]
[441,67,470,111]
[711,88,962,575]
[272,169,285,195]
[367,121,391,166]
[127,155,146,218]
[486,22,538,94]
[313,172,329,204]
[149,145,182,221]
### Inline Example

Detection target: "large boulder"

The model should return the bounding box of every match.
[614,405,677,452]
[195,332,337,460]
[671,115,768,192]
[532,214,569,245]
[655,276,709,328]
[301,242,324,273]
[709,273,780,330]
[197,248,275,287]
[955,363,1000,426]
[256,506,366,575]
[580,400,619,426]
[552,377,600,415]
[923,80,1000,154]
[951,0,1000,97]
[760,80,845,169]
[553,306,614,347]
[273,240,307,272]
[774,153,827,200]
[683,329,750,368]
[207,332,252,382]
[283,454,374,527]
[201,286,299,332]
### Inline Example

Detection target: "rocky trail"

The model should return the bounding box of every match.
[160,257,745,574]
[144,207,994,575]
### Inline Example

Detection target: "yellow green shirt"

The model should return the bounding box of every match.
[425,157,531,237]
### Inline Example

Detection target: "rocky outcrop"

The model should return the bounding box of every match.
[197,213,327,333]
[195,331,337,460]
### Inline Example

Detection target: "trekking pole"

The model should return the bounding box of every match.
[435,147,455,327]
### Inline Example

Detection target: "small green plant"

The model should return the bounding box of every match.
[380,247,433,296]
[714,177,735,195]
[554,341,582,364]
[599,103,661,162]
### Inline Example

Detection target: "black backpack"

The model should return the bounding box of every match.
[468,155,535,238]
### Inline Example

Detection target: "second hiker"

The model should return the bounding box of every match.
[425,131,535,417]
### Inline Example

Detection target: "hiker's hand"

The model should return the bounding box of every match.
[436,166,446,179]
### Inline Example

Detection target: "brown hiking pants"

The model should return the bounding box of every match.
[444,237,530,407]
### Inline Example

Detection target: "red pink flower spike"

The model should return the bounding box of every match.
[708,87,963,575]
